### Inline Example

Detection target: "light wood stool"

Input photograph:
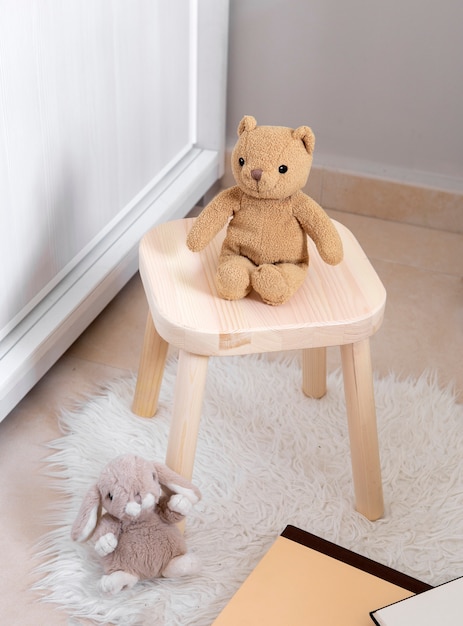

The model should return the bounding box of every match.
[132,218,386,520]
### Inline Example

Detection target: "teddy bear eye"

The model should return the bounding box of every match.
[279,165,288,174]
[238,157,245,167]
[107,493,113,501]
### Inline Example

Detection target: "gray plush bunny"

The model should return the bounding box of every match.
[71,454,201,594]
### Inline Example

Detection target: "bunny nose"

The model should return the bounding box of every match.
[251,169,262,181]
[142,493,156,510]
[125,501,142,517]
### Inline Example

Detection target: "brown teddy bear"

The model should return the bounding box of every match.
[187,115,344,305]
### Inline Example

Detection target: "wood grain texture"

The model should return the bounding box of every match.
[165,350,209,480]
[139,218,386,356]
[135,217,387,520]
[132,314,168,418]
[341,339,384,520]
[302,347,327,399]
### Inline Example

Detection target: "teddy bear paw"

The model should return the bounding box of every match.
[216,260,252,300]
[252,263,307,305]
[251,265,291,305]
[95,532,118,556]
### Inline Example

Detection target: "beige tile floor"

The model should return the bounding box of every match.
[0,210,462,625]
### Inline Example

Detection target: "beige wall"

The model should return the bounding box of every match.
[226,0,463,194]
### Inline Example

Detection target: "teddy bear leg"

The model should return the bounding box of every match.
[161,552,201,578]
[216,255,256,300]
[100,571,139,595]
[251,262,308,305]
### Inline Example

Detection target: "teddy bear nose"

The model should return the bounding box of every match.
[251,169,262,181]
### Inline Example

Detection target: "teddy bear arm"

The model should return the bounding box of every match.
[186,187,240,252]
[293,196,344,265]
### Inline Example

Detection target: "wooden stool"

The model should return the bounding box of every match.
[132,218,386,520]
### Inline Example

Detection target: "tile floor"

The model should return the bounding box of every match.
[0,210,462,625]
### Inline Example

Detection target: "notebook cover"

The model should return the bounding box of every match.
[212,525,431,626]
[370,576,463,626]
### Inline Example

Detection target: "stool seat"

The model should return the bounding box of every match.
[133,217,387,520]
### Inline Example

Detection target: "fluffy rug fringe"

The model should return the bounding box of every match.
[33,353,463,625]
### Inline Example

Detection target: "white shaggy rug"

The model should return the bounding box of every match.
[34,352,463,625]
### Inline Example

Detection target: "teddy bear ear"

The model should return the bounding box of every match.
[237,115,257,136]
[292,126,315,155]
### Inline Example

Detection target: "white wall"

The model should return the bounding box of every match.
[0,1,192,340]
[226,0,463,190]
[0,0,229,421]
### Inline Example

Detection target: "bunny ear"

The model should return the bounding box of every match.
[153,463,201,504]
[71,484,101,542]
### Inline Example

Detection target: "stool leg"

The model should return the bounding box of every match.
[340,339,384,521]
[132,314,169,417]
[302,347,327,399]
[166,350,209,480]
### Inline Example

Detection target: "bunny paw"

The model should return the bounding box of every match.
[100,571,138,595]
[95,532,118,556]
[162,553,201,578]
[168,493,193,515]
[166,484,200,505]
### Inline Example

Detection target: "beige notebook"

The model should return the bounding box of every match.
[213,526,431,626]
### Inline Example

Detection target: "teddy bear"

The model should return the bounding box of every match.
[186,115,344,305]
[71,454,201,594]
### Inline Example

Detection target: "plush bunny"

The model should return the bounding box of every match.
[71,454,201,594]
